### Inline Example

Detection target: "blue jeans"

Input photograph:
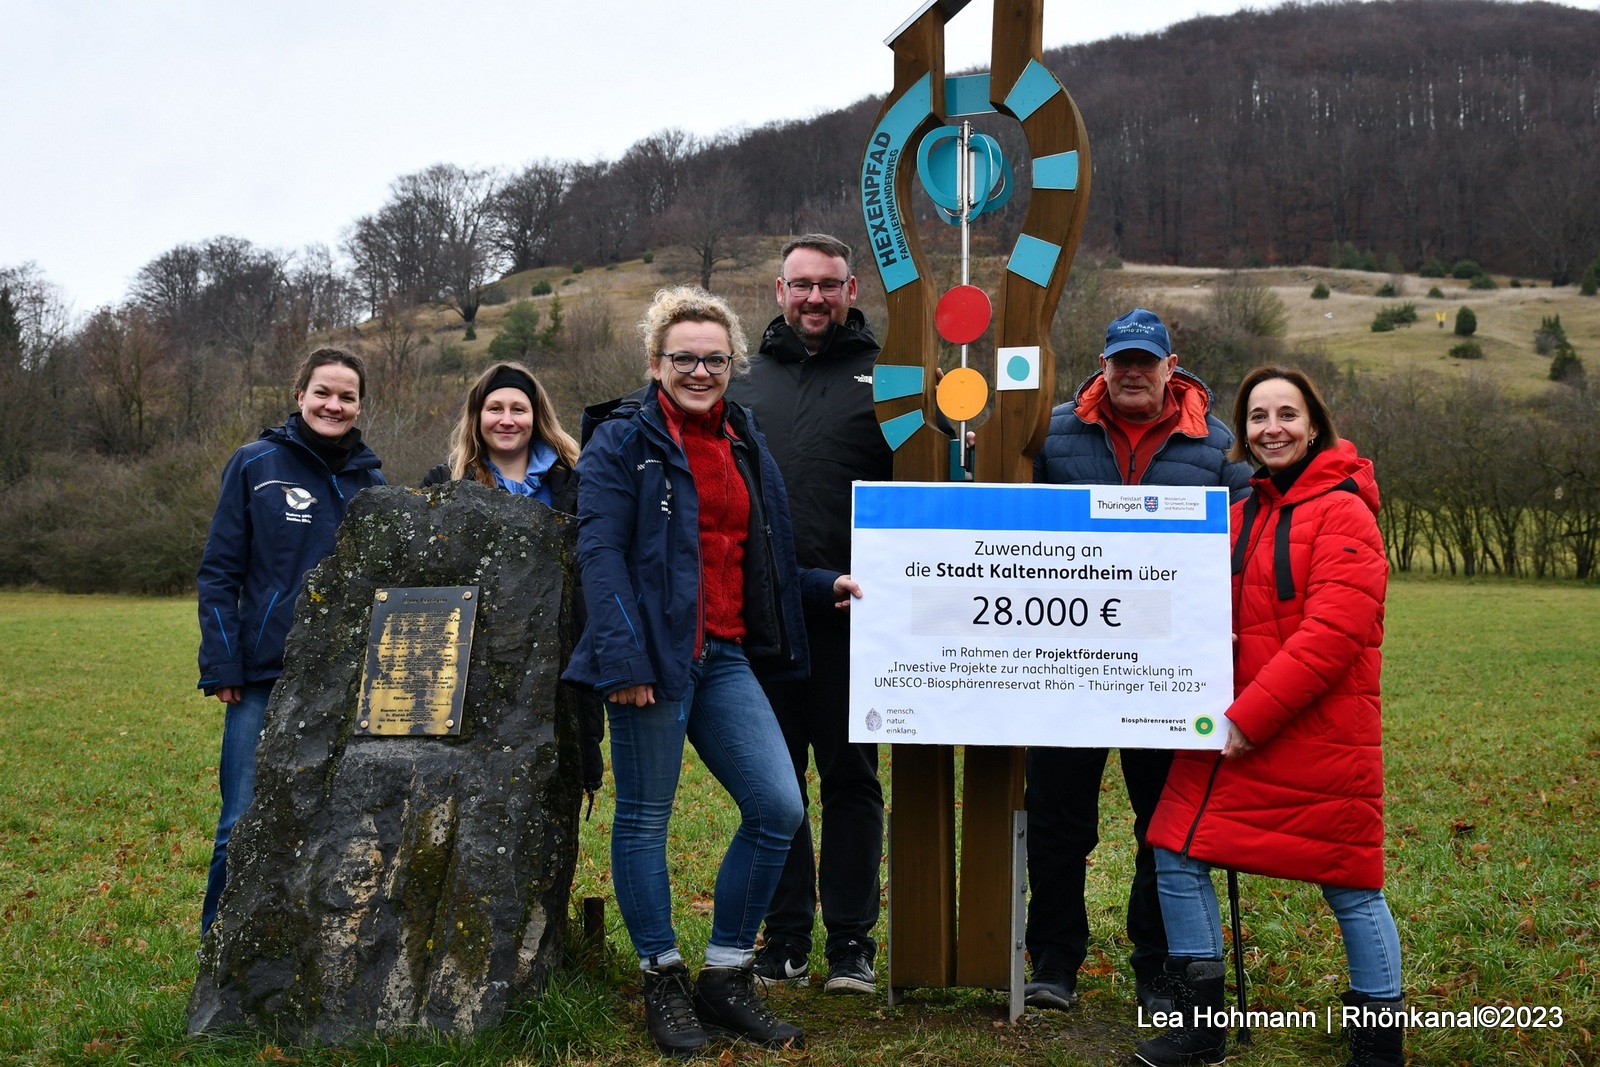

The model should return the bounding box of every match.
[607,639,804,967]
[1154,847,1402,999]
[761,607,884,961]
[201,682,273,935]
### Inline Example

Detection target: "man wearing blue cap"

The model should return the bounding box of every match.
[1024,308,1251,1014]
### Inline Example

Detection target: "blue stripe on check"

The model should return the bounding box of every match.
[853,484,1230,533]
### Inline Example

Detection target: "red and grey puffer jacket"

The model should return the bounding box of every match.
[1148,439,1389,889]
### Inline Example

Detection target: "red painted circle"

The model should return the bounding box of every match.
[934,284,992,345]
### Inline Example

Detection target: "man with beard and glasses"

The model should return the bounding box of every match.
[726,234,891,995]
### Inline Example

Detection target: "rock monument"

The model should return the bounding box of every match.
[188,480,583,1043]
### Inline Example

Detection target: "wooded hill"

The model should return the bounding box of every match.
[744,0,1600,284]
[1061,0,1600,281]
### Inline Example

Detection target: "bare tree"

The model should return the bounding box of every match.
[413,164,501,325]
[286,242,361,334]
[658,154,752,289]
[79,307,171,455]
[492,160,570,273]
[0,265,75,481]
[344,164,502,325]
[1501,126,1600,285]
[0,262,74,368]
[557,161,639,266]
[619,128,697,221]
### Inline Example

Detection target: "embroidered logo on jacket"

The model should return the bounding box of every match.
[283,485,316,523]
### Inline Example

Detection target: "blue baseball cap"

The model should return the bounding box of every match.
[1103,308,1172,358]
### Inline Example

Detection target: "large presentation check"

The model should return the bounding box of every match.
[849,481,1232,749]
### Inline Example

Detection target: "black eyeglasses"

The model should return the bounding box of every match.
[664,352,732,375]
[783,278,848,297]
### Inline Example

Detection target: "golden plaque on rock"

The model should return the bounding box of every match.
[356,586,478,736]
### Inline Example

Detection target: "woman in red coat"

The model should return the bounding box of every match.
[1135,367,1403,1067]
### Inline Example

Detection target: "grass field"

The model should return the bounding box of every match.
[1,581,1596,1066]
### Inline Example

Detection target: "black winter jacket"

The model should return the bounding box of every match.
[725,310,892,572]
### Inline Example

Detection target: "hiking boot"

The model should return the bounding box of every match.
[694,965,805,1049]
[1133,956,1227,1067]
[1136,964,1182,1015]
[822,940,876,994]
[752,940,810,988]
[641,962,707,1058]
[1024,968,1079,1011]
[1342,990,1406,1067]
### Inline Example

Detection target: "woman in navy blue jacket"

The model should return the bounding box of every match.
[194,347,384,936]
[564,287,858,1057]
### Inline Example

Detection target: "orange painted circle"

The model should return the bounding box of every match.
[936,367,989,422]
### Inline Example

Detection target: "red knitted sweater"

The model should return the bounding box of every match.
[661,394,748,643]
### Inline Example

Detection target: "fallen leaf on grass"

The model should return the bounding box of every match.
[256,1046,300,1063]
[84,1038,117,1055]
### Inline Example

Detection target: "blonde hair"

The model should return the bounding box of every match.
[637,286,750,377]
[447,361,579,486]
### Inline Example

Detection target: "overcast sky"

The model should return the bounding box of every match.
[4,0,1596,312]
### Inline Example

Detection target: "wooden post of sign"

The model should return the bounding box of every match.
[876,3,957,994]
[955,0,1092,993]
[861,0,1092,1005]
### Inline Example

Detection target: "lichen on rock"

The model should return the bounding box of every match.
[188,481,582,1043]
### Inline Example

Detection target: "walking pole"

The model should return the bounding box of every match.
[1226,869,1251,1046]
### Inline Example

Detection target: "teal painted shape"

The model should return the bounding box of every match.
[880,409,926,451]
[1007,353,1033,381]
[1007,233,1061,288]
[873,364,924,402]
[1033,150,1080,191]
[861,72,932,294]
[917,127,966,214]
[1003,59,1062,122]
[920,130,1013,226]
[948,438,973,481]
[946,74,996,117]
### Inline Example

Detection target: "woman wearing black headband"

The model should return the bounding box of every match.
[421,361,579,511]
[421,361,602,811]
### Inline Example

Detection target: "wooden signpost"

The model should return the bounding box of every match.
[858,0,1092,1017]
